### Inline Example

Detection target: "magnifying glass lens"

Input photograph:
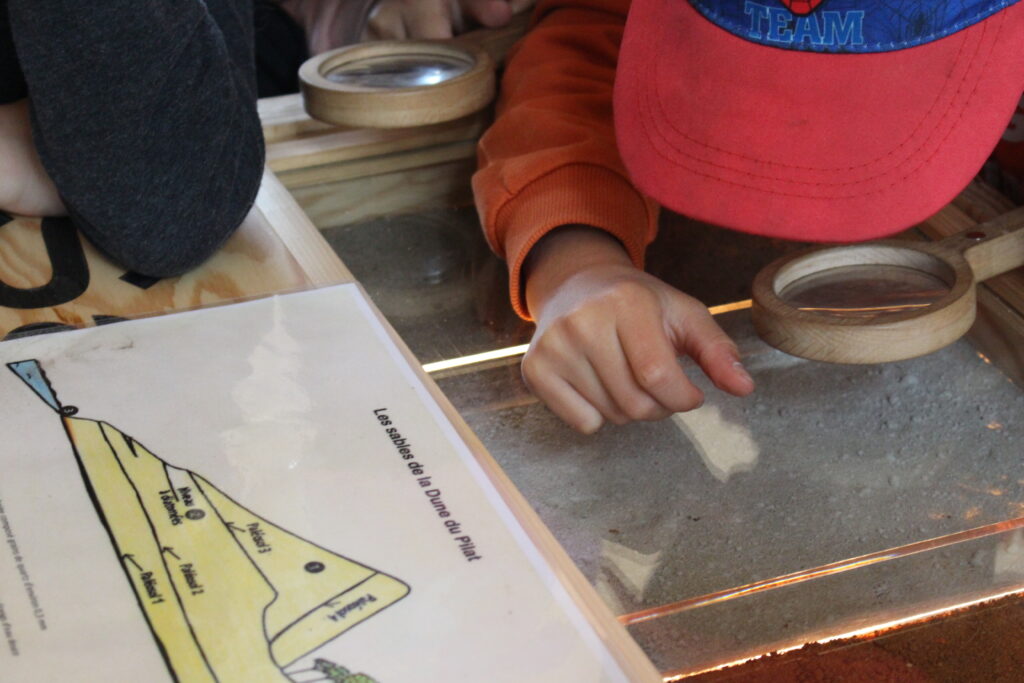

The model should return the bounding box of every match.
[325,54,473,89]
[779,264,951,320]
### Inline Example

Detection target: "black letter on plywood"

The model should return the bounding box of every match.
[0,214,90,309]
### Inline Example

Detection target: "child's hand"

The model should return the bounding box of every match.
[523,227,755,434]
[365,0,533,41]
[0,100,65,217]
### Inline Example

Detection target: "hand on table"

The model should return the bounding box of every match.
[0,100,64,217]
[522,227,755,434]
[364,0,534,40]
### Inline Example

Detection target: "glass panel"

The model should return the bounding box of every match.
[625,522,1024,676]
[326,207,1024,675]
[435,309,1022,599]
[322,209,531,364]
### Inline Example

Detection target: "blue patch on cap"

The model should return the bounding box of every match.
[688,0,1021,53]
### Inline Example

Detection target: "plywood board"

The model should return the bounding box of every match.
[0,170,352,339]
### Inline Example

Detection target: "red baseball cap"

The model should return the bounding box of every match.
[614,0,1024,242]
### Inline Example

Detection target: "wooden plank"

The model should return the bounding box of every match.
[0,168,352,339]
[265,110,483,228]
[258,93,335,144]
[276,138,477,188]
[266,113,486,175]
[952,179,1017,222]
[288,158,476,228]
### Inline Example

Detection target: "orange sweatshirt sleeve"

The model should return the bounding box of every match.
[472,0,659,319]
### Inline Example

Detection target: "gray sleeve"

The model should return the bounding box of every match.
[0,1,27,103]
[8,0,265,277]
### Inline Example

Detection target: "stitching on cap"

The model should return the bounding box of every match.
[633,20,996,200]
[639,12,993,187]
[651,28,970,174]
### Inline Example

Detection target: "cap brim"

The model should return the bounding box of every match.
[614,0,1024,241]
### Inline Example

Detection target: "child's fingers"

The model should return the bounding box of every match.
[402,0,456,39]
[522,255,752,431]
[522,360,604,434]
[705,343,756,397]
[617,303,704,414]
[564,278,688,420]
[585,331,669,422]
[460,0,513,27]
[364,2,409,40]
[525,332,629,425]
[670,305,755,398]
[508,0,537,15]
[565,366,632,426]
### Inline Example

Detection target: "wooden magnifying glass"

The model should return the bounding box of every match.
[751,206,1024,363]
[299,39,495,128]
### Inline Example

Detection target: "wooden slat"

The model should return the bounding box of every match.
[973,287,1024,384]
[287,158,476,228]
[266,113,486,175]
[952,179,1017,222]
[276,138,477,188]
[258,93,335,144]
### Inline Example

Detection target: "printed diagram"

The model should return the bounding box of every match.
[8,360,409,682]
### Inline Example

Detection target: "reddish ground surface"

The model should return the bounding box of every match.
[688,593,1024,682]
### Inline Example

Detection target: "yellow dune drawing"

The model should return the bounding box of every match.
[8,360,409,682]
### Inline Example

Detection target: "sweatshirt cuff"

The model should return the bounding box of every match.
[494,164,658,319]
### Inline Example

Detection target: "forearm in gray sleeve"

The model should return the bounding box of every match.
[8,0,265,277]
[0,1,27,103]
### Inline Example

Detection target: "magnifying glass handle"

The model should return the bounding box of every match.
[943,205,1024,281]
